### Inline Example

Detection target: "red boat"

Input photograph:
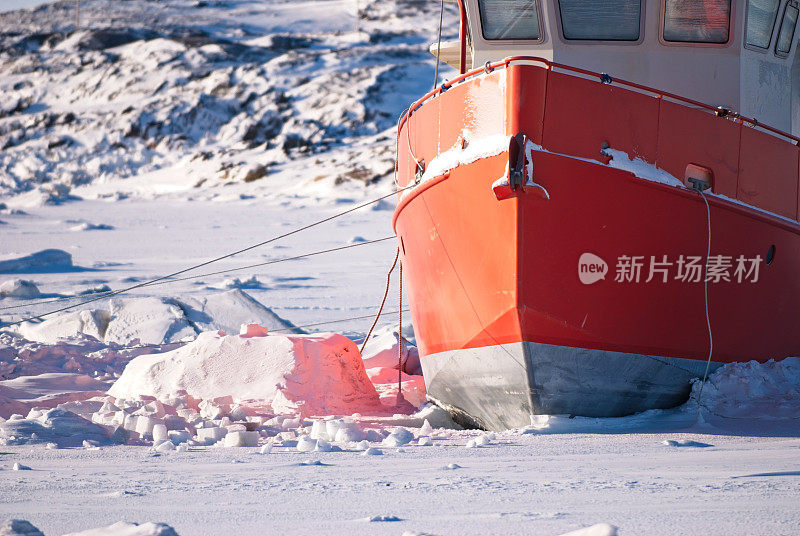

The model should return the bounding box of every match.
[393,0,800,429]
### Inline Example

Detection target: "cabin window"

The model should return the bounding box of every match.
[478,0,541,40]
[558,0,641,41]
[745,0,780,49]
[776,3,799,54]
[663,0,732,44]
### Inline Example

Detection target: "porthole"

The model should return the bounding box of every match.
[766,244,776,265]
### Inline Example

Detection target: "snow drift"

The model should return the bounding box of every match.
[109,327,381,415]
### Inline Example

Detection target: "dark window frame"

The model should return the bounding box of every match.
[743,0,781,51]
[775,1,799,56]
[661,0,734,46]
[555,0,645,43]
[477,0,545,43]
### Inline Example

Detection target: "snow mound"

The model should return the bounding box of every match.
[15,297,196,346]
[109,329,381,415]
[361,327,420,373]
[694,357,800,419]
[0,279,40,298]
[177,289,294,334]
[0,249,73,273]
[103,297,196,345]
[13,290,293,346]
[0,372,110,402]
[63,521,179,536]
[361,327,425,407]
[0,331,158,381]
[0,408,110,447]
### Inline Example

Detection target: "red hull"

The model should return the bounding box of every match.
[393,59,800,425]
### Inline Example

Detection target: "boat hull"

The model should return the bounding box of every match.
[393,61,800,429]
[422,341,720,431]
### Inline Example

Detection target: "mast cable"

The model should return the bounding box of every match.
[432,0,444,90]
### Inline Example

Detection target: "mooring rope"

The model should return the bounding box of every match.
[695,189,714,406]
[0,236,396,313]
[397,258,404,403]
[1,187,413,328]
[359,247,400,354]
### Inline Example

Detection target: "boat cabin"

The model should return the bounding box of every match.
[434,0,800,136]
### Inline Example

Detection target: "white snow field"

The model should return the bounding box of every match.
[1,1,800,535]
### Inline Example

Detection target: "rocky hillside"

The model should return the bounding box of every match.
[0,0,458,205]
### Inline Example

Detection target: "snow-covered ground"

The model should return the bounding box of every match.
[1,1,799,535]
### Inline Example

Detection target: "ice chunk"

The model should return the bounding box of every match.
[325,418,342,439]
[365,429,385,442]
[296,435,317,452]
[196,426,226,444]
[309,420,328,440]
[419,419,433,436]
[558,523,618,536]
[228,405,248,422]
[0,279,40,298]
[134,416,161,439]
[155,440,175,452]
[12,462,32,471]
[382,427,413,447]
[362,447,382,456]
[259,442,274,455]
[417,436,431,446]
[314,438,333,452]
[334,421,365,443]
[167,430,191,445]
[152,424,168,444]
[239,323,269,338]
[223,431,258,447]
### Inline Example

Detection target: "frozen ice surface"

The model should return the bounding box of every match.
[0,519,44,536]
[0,0,798,534]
